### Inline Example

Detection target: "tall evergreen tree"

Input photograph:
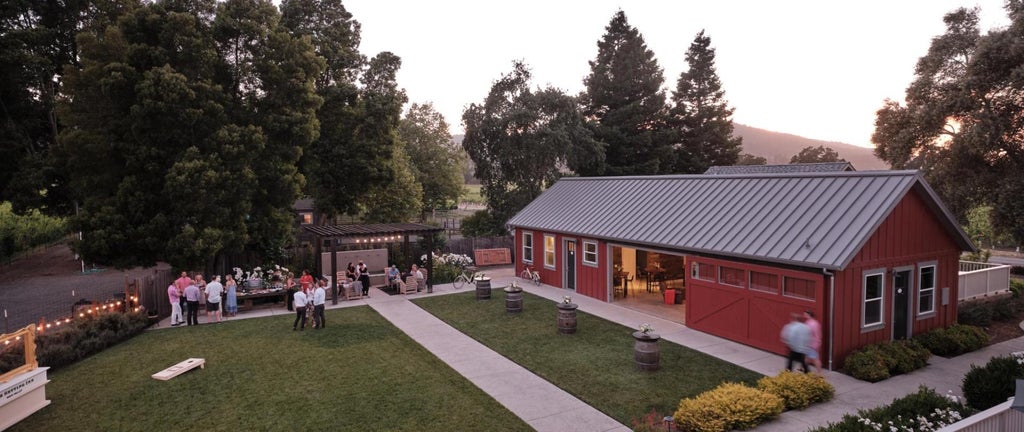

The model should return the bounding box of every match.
[669,30,742,173]
[463,61,601,233]
[580,10,671,176]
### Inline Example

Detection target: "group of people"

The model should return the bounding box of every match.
[167,271,239,326]
[292,270,328,330]
[780,310,822,373]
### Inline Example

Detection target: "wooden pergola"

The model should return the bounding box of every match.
[302,223,444,304]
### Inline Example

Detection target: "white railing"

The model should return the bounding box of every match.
[936,398,1024,432]
[958,261,1011,301]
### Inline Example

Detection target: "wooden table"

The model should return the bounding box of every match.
[614,271,630,298]
[236,290,288,310]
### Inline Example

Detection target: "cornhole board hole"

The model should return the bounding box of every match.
[152,358,205,381]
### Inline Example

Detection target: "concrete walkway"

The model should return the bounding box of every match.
[154,268,1024,431]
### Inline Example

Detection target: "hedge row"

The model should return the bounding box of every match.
[673,372,834,432]
[0,310,151,373]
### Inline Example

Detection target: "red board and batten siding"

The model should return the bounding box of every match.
[685,256,825,357]
[514,229,610,299]
[830,188,962,366]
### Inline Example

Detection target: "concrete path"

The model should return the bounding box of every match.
[153,268,1024,431]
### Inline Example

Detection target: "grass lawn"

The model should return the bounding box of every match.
[12,306,531,432]
[414,291,763,424]
[462,184,483,204]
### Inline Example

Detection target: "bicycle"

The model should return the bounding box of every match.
[453,267,484,289]
[520,265,540,285]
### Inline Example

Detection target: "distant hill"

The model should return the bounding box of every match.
[732,124,888,170]
[453,125,890,172]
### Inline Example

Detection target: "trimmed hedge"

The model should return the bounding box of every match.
[811,386,971,432]
[673,382,783,432]
[914,324,989,357]
[756,371,834,410]
[962,353,1024,410]
[843,339,930,382]
[0,310,151,373]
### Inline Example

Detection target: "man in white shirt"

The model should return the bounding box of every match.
[205,275,224,323]
[312,278,327,329]
[293,289,308,331]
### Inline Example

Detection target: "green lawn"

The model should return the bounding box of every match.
[12,307,531,432]
[414,291,763,424]
[462,184,484,204]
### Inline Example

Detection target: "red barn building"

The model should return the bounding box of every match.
[506,171,975,369]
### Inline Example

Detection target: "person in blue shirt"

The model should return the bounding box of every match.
[780,313,811,373]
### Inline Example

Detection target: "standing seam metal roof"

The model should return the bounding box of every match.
[506,171,975,270]
[704,162,855,175]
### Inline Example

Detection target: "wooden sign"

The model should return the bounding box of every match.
[474,248,512,266]
[152,358,205,381]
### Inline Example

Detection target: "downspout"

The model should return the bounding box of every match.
[823,268,835,371]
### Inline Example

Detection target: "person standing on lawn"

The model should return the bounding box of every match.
[293,288,308,331]
[780,312,811,373]
[224,274,238,317]
[205,275,223,323]
[174,271,192,322]
[184,281,201,326]
[312,278,326,329]
[300,269,314,292]
[804,310,822,373]
[167,282,184,326]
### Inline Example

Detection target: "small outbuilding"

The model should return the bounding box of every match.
[506,170,975,369]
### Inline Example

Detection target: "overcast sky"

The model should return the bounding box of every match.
[344,1,1010,148]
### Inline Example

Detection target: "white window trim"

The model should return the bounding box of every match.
[917,262,937,318]
[522,231,534,263]
[582,240,598,266]
[718,266,746,288]
[543,234,556,269]
[862,269,886,331]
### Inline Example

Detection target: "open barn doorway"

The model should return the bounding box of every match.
[610,245,686,324]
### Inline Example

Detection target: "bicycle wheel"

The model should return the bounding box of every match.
[520,270,531,280]
[532,273,541,285]
[453,275,467,289]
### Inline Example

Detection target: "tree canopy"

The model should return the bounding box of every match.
[399,103,465,215]
[669,30,742,173]
[463,61,601,234]
[59,0,322,268]
[871,4,1024,243]
[790,145,844,164]
[580,10,671,176]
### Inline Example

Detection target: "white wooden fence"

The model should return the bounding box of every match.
[958,261,1012,301]
[937,398,1024,432]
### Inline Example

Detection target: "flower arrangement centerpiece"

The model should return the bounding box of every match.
[233,264,289,290]
[639,323,655,335]
[563,295,572,305]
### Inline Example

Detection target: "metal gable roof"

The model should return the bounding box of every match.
[506,171,975,270]
[704,162,855,175]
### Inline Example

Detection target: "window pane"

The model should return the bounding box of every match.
[749,271,778,294]
[919,291,934,314]
[544,236,555,267]
[693,263,715,281]
[865,274,882,299]
[865,299,881,325]
[920,266,934,289]
[783,277,815,300]
[523,233,533,262]
[719,266,746,287]
[583,242,597,264]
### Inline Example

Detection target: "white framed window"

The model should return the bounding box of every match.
[543,235,556,268]
[862,270,885,330]
[582,241,598,266]
[522,232,533,263]
[718,266,747,288]
[918,263,936,316]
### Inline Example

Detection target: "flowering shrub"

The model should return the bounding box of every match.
[811,386,971,432]
[756,371,834,410]
[420,252,473,268]
[638,323,655,335]
[674,382,783,432]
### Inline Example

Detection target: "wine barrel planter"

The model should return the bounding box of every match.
[557,303,578,335]
[633,331,661,371]
[475,277,492,300]
[504,286,523,313]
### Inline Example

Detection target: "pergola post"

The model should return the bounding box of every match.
[426,234,434,290]
[330,236,338,305]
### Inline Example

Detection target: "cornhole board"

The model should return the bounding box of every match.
[152,358,205,381]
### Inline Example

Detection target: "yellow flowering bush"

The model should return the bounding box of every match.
[756,371,834,410]
[674,382,783,432]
